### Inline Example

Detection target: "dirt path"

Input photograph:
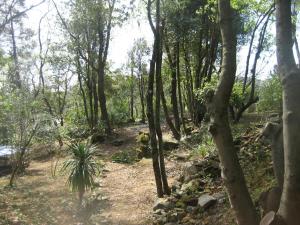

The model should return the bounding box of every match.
[0,123,179,225]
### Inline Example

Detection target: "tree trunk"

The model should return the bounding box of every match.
[92,70,99,127]
[138,63,146,123]
[155,23,170,195]
[130,66,134,121]
[165,40,180,132]
[147,37,163,197]
[271,1,300,224]
[176,41,187,133]
[98,66,111,135]
[10,15,21,89]
[208,1,259,225]
[161,85,181,140]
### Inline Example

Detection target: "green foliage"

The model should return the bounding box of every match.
[111,149,139,164]
[62,143,101,196]
[192,133,215,158]
[257,74,282,112]
[194,75,251,113]
[194,75,219,104]
[230,81,248,109]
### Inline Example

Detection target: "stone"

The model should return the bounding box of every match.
[186,206,197,214]
[153,198,174,211]
[173,152,190,161]
[167,212,178,222]
[181,195,198,207]
[259,186,281,215]
[154,209,166,215]
[198,194,217,209]
[163,141,179,151]
[181,179,205,194]
[213,192,226,204]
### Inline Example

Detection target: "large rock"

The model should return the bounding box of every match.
[180,179,205,194]
[153,198,175,211]
[198,194,217,209]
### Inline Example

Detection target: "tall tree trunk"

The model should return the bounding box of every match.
[10,16,21,89]
[161,85,181,140]
[76,54,91,128]
[155,23,170,195]
[183,42,194,120]
[92,70,99,127]
[207,1,259,224]
[147,37,163,197]
[271,1,300,224]
[138,63,146,123]
[130,66,134,121]
[98,65,111,135]
[235,12,272,123]
[165,40,181,132]
[176,41,186,133]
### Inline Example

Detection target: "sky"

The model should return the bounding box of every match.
[23,0,281,80]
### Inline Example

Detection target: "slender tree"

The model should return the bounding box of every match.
[261,1,300,224]
[207,0,259,224]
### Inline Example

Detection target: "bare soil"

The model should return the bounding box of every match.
[0,123,179,225]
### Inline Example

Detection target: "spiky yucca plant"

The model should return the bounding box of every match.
[62,143,100,206]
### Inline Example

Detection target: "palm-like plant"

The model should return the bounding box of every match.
[62,143,100,206]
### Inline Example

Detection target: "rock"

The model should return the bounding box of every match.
[259,186,281,215]
[186,206,197,214]
[111,139,124,146]
[171,181,181,192]
[153,215,168,225]
[153,198,174,211]
[137,132,149,144]
[137,145,152,159]
[154,209,166,215]
[198,194,217,209]
[167,212,178,222]
[213,192,226,204]
[181,195,198,207]
[173,152,190,161]
[163,141,179,151]
[181,179,205,194]
[90,133,106,144]
[181,215,194,224]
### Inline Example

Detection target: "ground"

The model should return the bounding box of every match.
[0,116,275,225]
[0,124,180,225]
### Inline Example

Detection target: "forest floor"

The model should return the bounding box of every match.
[0,124,182,225]
[0,114,276,225]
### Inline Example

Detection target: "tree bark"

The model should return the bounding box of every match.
[10,15,21,89]
[164,39,181,132]
[208,1,259,225]
[272,1,300,224]
[176,41,187,133]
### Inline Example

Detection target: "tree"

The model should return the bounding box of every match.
[147,0,170,197]
[53,0,122,135]
[261,1,300,224]
[127,38,150,123]
[207,0,259,224]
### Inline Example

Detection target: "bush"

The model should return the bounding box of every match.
[257,74,282,112]
[62,143,101,206]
